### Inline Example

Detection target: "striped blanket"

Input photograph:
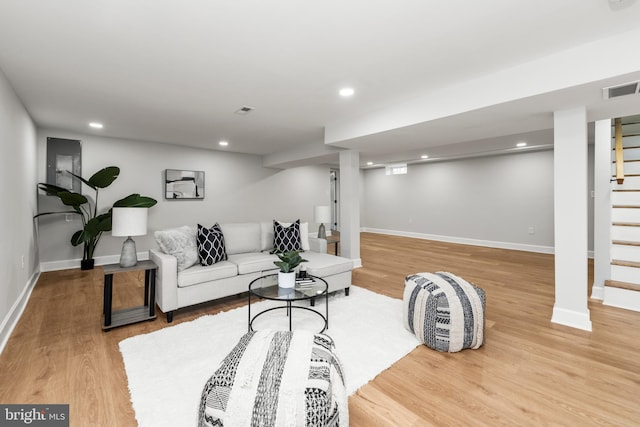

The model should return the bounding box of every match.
[403,272,485,352]
[198,330,348,427]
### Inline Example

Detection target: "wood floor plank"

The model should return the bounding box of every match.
[1,232,640,426]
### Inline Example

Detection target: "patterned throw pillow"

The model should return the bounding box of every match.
[197,223,228,266]
[273,219,302,252]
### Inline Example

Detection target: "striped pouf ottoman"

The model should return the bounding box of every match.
[403,272,485,352]
[198,329,348,427]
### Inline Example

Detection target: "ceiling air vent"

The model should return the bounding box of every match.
[603,81,640,99]
[234,106,255,115]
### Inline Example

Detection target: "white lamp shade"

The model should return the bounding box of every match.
[314,205,331,224]
[111,207,148,237]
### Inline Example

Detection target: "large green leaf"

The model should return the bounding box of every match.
[33,210,80,219]
[38,183,68,196]
[88,166,120,188]
[69,166,120,190]
[70,229,87,247]
[114,193,158,208]
[84,216,105,237]
[57,191,88,208]
[94,212,112,232]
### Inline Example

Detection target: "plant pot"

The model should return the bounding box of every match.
[278,271,296,288]
[81,259,95,270]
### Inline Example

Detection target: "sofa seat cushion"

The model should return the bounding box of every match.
[227,252,279,275]
[303,252,353,277]
[177,261,238,288]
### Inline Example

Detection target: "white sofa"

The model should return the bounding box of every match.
[150,221,353,322]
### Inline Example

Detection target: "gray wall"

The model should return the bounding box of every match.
[36,129,331,268]
[361,148,595,252]
[0,67,38,341]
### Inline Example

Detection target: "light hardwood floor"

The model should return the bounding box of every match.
[1,232,639,426]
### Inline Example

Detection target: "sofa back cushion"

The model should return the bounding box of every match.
[219,222,262,255]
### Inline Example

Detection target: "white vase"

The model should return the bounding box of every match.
[278,271,296,288]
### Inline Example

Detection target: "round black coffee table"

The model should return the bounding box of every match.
[248,274,328,333]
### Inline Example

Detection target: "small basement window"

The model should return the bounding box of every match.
[385,163,408,175]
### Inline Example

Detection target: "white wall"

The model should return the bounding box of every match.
[0,67,38,352]
[36,129,331,269]
[362,148,595,253]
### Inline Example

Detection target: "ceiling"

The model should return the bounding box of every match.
[1,0,639,168]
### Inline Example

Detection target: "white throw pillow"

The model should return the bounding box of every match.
[154,225,198,271]
[260,221,275,251]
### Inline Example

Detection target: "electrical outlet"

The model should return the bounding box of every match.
[528,226,535,235]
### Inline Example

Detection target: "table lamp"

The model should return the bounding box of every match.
[112,207,148,268]
[314,205,331,239]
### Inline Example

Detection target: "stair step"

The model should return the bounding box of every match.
[612,222,640,227]
[605,280,640,292]
[612,240,640,247]
[612,145,640,150]
[612,259,640,268]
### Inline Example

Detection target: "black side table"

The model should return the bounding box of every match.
[102,259,157,330]
[325,235,340,256]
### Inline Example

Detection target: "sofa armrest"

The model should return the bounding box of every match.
[308,237,327,254]
[150,248,179,313]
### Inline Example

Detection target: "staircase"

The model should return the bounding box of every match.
[606,117,640,311]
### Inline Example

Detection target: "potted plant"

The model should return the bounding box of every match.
[273,250,308,288]
[35,166,157,270]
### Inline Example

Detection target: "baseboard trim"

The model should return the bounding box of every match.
[0,269,41,356]
[603,286,640,312]
[361,227,556,255]
[39,252,150,272]
[551,306,592,331]
[590,284,604,300]
[352,258,363,268]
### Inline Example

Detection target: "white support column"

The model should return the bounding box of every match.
[339,150,362,267]
[592,119,612,300]
[552,107,592,331]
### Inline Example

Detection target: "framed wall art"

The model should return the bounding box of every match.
[164,169,205,200]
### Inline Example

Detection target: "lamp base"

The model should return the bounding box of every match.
[119,236,138,268]
[318,223,326,239]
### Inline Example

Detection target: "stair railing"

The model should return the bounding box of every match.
[615,117,624,184]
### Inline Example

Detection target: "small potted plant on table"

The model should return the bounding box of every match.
[273,250,308,288]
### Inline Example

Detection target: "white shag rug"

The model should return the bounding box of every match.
[119,285,419,427]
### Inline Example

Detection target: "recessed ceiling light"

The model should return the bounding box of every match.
[516,142,527,147]
[339,87,355,97]
[366,161,373,166]
[89,122,103,129]
[219,141,229,147]
[421,155,429,159]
